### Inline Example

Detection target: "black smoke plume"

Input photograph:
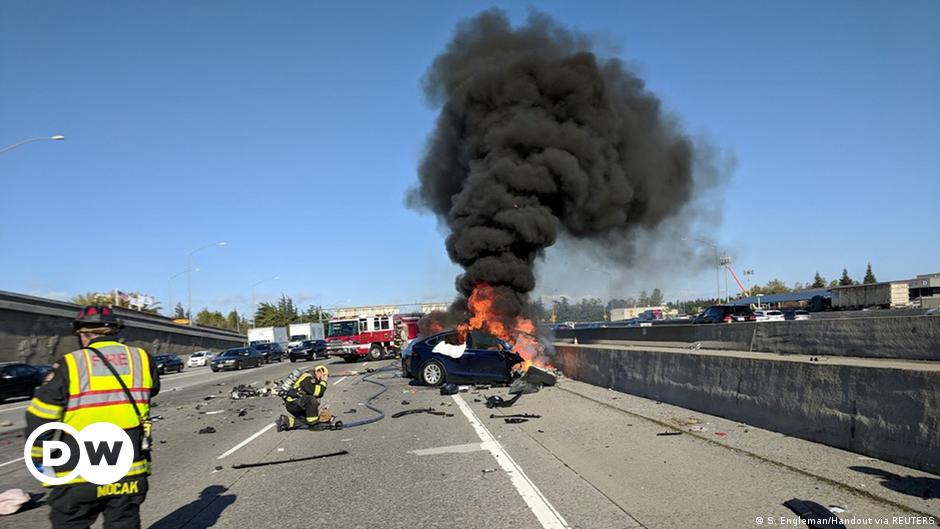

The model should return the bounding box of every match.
[410,10,700,323]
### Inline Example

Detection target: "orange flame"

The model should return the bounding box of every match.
[465,283,552,372]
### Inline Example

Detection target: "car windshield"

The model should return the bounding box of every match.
[328,321,358,337]
[253,344,272,351]
[290,335,305,341]
[220,349,247,357]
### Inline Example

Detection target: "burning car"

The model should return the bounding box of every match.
[404,329,524,386]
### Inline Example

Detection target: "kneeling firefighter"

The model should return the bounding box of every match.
[276,365,329,431]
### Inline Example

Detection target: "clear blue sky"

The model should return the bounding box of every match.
[2,1,938,314]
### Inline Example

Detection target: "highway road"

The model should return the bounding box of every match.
[0,358,937,528]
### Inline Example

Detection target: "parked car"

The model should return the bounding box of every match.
[210,348,263,371]
[186,350,214,367]
[154,354,184,374]
[753,310,785,322]
[252,342,285,363]
[404,330,524,386]
[0,363,44,403]
[926,307,940,316]
[693,305,757,324]
[783,309,811,321]
[288,340,328,362]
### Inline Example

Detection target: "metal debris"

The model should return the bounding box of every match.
[504,418,528,424]
[231,450,348,469]
[197,427,217,434]
[490,413,541,419]
[391,408,454,418]
[656,431,681,436]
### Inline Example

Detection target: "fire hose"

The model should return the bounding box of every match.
[330,364,397,429]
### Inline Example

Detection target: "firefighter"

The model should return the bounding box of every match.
[276,365,329,431]
[25,305,160,529]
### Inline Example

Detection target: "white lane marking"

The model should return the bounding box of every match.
[0,405,28,414]
[333,376,347,386]
[217,423,276,460]
[0,457,23,468]
[452,394,570,529]
[409,442,485,456]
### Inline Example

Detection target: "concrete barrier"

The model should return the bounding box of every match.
[554,315,940,360]
[0,291,246,364]
[553,343,940,475]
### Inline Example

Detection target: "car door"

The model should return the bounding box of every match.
[14,365,40,397]
[452,331,512,383]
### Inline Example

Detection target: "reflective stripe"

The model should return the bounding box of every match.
[27,398,64,420]
[129,346,142,389]
[67,389,150,411]
[50,458,150,486]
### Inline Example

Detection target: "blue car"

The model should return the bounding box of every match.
[404,330,524,386]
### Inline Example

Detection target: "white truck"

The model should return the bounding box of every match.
[830,282,910,310]
[288,323,325,348]
[247,327,288,347]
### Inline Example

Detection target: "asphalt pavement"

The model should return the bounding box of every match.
[0,357,937,529]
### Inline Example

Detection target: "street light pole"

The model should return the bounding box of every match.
[187,241,226,325]
[682,237,721,303]
[168,268,199,318]
[0,135,65,155]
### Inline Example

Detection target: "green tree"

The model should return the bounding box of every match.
[763,279,791,294]
[649,288,664,306]
[174,302,187,319]
[195,309,226,328]
[829,279,840,288]
[638,290,650,307]
[839,267,854,286]
[71,292,113,306]
[863,262,877,284]
[226,309,243,331]
[811,272,826,289]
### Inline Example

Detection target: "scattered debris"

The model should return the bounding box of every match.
[656,431,681,436]
[714,432,727,437]
[203,395,216,401]
[204,411,224,416]
[473,384,491,390]
[231,385,259,399]
[197,427,217,434]
[688,426,706,432]
[440,383,459,396]
[473,398,481,402]
[150,415,164,422]
[490,413,540,419]
[458,385,470,392]
[481,468,498,474]
[537,429,544,433]
[509,365,557,395]
[231,450,348,469]
[277,448,285,452]
[400,400,410,405]
[828,505,847,514]
[485,394,522,408]
[391,408,454,418]
[783,498,847,529]
[504,418,528,424]
[237,409,247,417]
[0,420,15,427]
[0,489,30,515]
[344,409,357,414]
[670,416,702,427]
[214,465,222,471]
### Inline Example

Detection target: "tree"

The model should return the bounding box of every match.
[793,281,804,291]
[71,292,113,306]
[195,309,226,328]
[70,291,161,314]
[763,279,791,295]
[863,262,877,284]
[638,290,650,307]
[649,288,664,306]
[829,279,840,288]
[174,303,187,319]
[839,267,854,286]
[811,272,826,289]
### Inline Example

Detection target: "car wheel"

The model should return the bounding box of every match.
[236,362,243,370]
[177,365,183,373]
[401,359,410,378]
[290,358,296,363]
[158,366,165,375]
[420,360,445,386]
[368,345,384,361]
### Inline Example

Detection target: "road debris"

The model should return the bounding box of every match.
[828,505,847,514]
[504,418,528,424]
[237,409,247,417]
[485,394,522,408]
[197,427,217,434]
[231,385,259,399]
[714,432,727,437]
[481,468,498,474]
[509,365,557,395]
[490,413,540,419]
[440,383,459,395]
[203,395,216,401]
[400,400,411,405]
[391,408,454,418]
[344,408,357,414]
[231,450,348,469]
[783,498,847,528]
[656,431,682,436]
[204,411,224,415]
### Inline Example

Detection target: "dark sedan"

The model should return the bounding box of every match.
[0,363,45,403]
[154,354,184,374]
[404,330,523,386]
[251,343,285,364]
[289,340,327,362]
[210,348,264,371]
[693,305,757,324]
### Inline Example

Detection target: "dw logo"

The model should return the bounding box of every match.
[24,422,134,485]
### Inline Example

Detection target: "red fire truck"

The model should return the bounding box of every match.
[326,314,421,362]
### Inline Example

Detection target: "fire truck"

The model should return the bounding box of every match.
[326,314,421,362]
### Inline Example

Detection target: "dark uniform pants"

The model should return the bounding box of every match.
[285,395,320,429]
[47,476,148,529]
